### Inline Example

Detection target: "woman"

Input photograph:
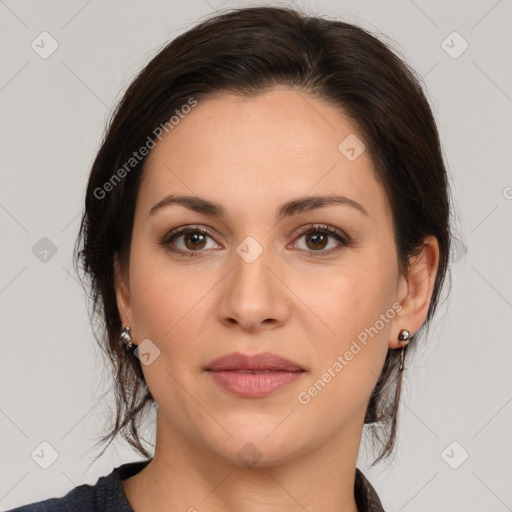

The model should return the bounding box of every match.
[9,5,451,511]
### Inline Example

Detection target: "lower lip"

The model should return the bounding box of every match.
[206,370,305,398]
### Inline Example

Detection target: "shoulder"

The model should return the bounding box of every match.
[5,484,95,512]
[5,459,151,512]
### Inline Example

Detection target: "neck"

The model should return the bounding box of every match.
[122,412,363,512]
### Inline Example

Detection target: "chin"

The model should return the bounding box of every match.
[200,424,309,469]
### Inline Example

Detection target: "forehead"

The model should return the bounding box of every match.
[138,89,391,222]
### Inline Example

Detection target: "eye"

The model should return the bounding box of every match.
[160,223,351,258]
[160,225,221,256]
[291,224,350,257]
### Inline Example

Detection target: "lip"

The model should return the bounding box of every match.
[205,352,304,372]
[205,352,306,398]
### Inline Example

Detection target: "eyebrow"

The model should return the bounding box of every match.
[148,194,369,220]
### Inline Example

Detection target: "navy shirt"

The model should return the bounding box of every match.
[6,459,385,511]
[6,460,150,512]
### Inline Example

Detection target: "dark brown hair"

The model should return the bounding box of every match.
[74,5,452,465]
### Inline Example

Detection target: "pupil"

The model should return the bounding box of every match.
[308,232,326,249]
[186,233,205,249]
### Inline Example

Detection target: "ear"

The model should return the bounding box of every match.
[114,254,135,331]
[389,235,440,349]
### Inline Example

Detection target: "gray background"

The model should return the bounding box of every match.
[1,0,511,510]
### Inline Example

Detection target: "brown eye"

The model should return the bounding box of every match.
[305,232,329,251]
[292,224,349,257]
[183,232,207,250]
[160,225,221,256]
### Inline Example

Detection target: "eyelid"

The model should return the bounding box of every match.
[160,223,351,256]
[289,223,351,256]
[159,224,221,247]
[292,223,349,241]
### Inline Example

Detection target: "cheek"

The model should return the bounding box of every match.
[308,250,398,344]
[129,240,206,335]
[294,294,392,439]
[127,252,216,423]
[128,246,220,379]
[297,253,397,408]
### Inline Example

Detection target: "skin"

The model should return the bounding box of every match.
[115,88,439,512]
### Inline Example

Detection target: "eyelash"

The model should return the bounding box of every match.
[159,223,350,258]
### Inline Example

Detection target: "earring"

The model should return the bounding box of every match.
[120,326,134,351]
[398,329,410,343]
[397,329,410,372]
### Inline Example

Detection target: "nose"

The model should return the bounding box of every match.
[217,240,291,332]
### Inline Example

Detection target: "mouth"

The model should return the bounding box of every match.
[205,351,305,372]
[216,369,300,373]
[205,352,306,398]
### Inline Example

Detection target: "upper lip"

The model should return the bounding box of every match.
[205,352,305,372]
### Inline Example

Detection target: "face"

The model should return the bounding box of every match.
[115,88,412,467]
